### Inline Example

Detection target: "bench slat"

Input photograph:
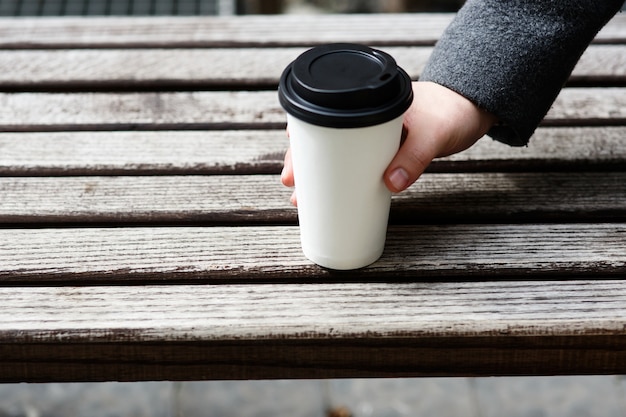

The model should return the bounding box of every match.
[0,130,287,175]
[0,14,460,48]
[0,224,624,284]
[1,127,623,176]
[1,172,624,224]
[1,279,626,381]
[4,280,624,341]
[1,45,623,89]
[0,175,294,224]
[0,88,624,131]
[0,14,623,48]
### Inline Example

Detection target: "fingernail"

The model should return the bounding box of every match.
[388,168,410,191]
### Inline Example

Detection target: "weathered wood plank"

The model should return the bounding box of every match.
[2,281,625,342]
[393,171,626,223]
[0,14,453,48]
[1,172,624,224]
[547,88,626,125]
[0,47,308,90]
[0,224,624,284]
[0,130,288,175]
[1,46,623,90]
[1,280,626,381]
[0,14,623,48]
[0,127,623,176]
[0,88,623,132]
[572,45,626,84]
[439,126,626,171]
[0,175,295,224]
[0,91,286,131]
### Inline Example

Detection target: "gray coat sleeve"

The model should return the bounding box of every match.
[420,0,623,146]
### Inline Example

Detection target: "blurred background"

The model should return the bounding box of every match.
[0,0,465,16]
[1,0,623,16]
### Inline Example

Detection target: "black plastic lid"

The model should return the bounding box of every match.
[278,43,413,128]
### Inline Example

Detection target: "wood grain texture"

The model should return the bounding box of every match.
[1,46,623,90]
[0,175,295,224]
[0,130,288,175]
[1,280,626,381]
[0,91,286,131]
[2,334,626,382]
[0,14,623,48]
[0,224,624,284]
[1,11,625,383]
[547,88,626,125]
[0,88,624,131]
[1,172,624,224]
[0,14,454,48]
[8,280,622,341]
[572,45,626,83]
[0,47,309,89]
[392,171,626,223]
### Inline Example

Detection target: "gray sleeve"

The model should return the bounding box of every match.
[420,0,623,146]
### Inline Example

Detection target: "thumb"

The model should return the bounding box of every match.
[384,125,440,193]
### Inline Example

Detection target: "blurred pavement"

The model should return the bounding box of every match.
[1,376,626,417]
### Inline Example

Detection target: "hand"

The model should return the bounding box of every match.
[384,81,497,192]
[281,81,497,203]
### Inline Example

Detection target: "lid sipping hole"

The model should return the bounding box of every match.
[380,73,392,81]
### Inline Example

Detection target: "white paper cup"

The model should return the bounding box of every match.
[278,44,413,270]
[288,114,403,269]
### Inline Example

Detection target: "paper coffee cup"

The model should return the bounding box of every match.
[278,43,413,270]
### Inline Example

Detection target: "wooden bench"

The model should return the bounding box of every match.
[0,13,625,383]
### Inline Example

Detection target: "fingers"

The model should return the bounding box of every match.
[281,147,297,206]
[282,125,297,206]
[281,147,295,188]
